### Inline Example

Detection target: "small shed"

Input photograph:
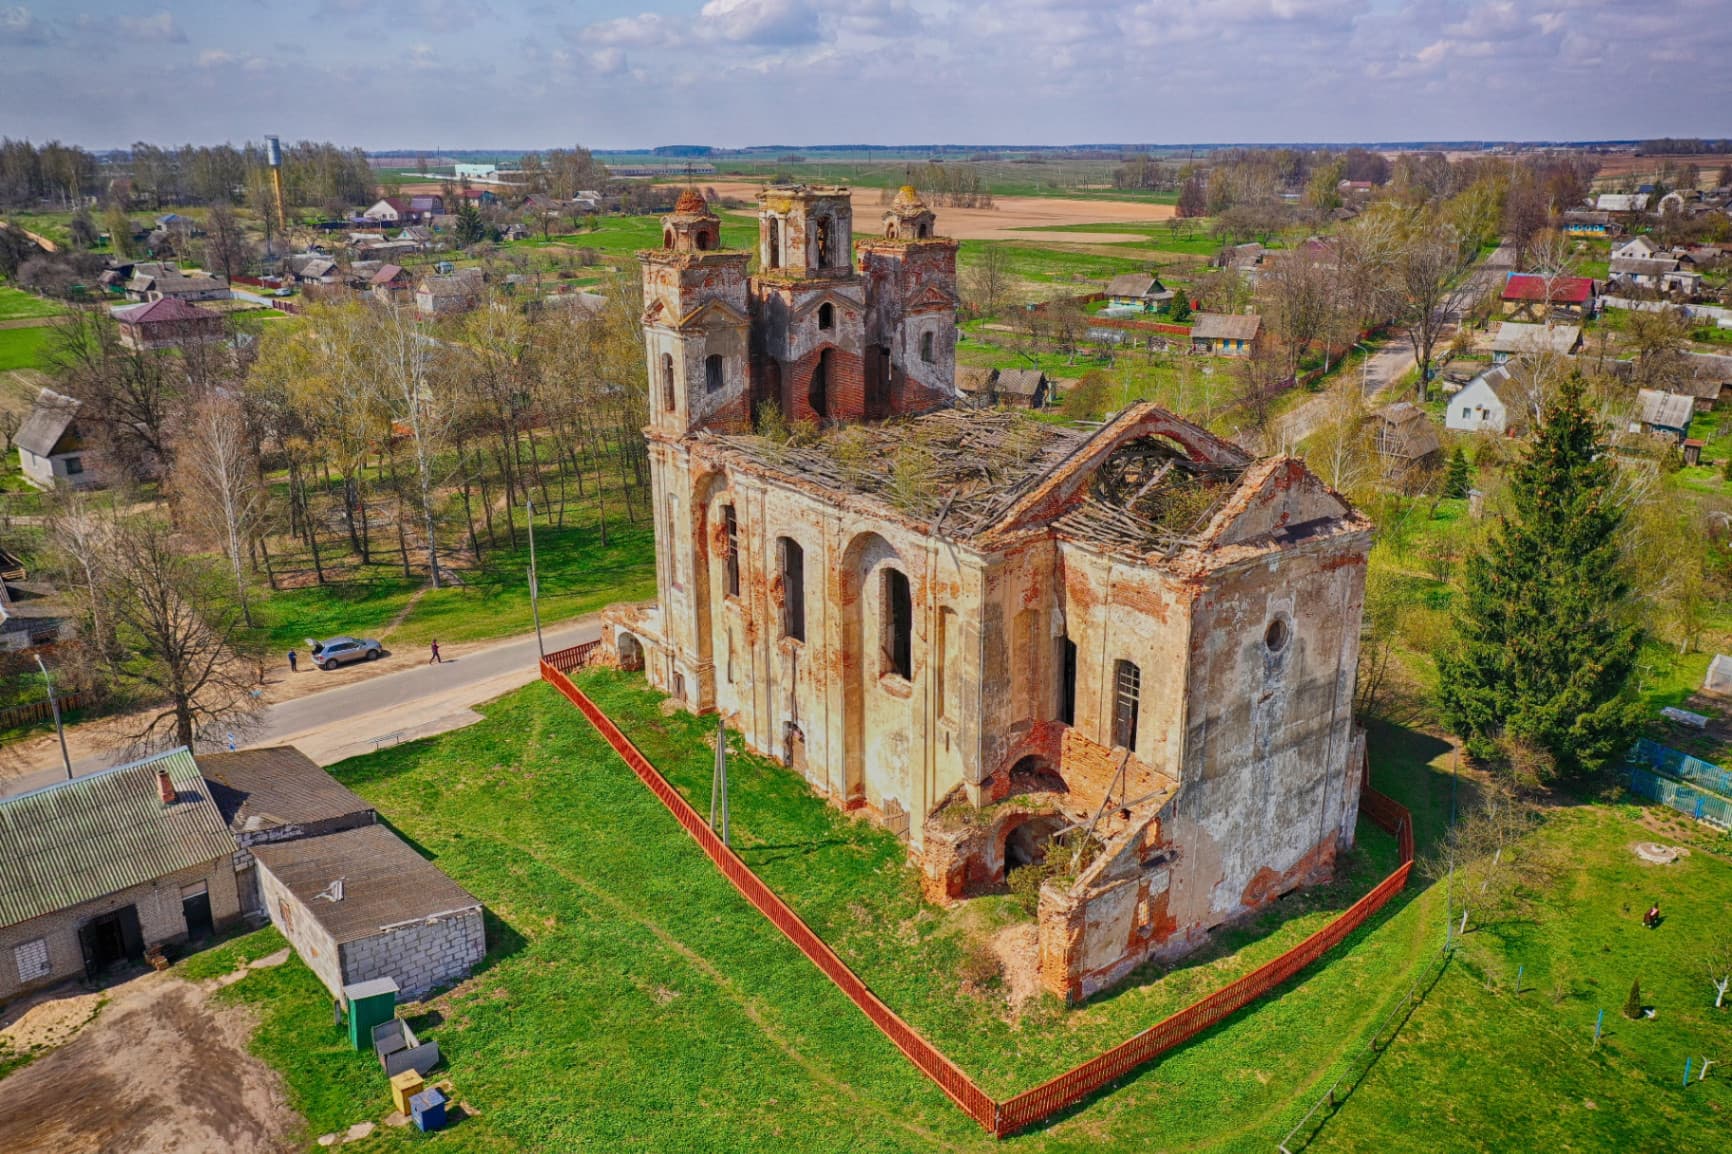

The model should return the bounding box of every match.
[994,369,1050,409]
[1490,322,1581,362]
[13,388,97,490]
[252,824,485,1000]
[955,366,997,405]
[1635,389,1695,443]
[1371,401,1443,488]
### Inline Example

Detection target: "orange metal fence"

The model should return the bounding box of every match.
[544,640,601,674]
[540,661,1415,1137]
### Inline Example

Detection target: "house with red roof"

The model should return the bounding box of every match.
[1500,273,1597,322]
[114,297,225,351]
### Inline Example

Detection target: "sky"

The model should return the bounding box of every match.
[1,0,1729,151]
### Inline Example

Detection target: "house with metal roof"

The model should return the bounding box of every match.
[1447,365,1529,436]
[1189,312,1263,356]
[0,749,242,1002]
[1104,273,1173,313]
[252,824,485,999]
[13,388,97,490]
[1636,389,1695,443]
[1500,274,1597,322]
[1490,321,1582,362]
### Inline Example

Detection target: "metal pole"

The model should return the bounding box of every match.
[35,654,73,781]
[525,497,544,660]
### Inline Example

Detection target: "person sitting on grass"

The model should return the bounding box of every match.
[1644,903,1661,929]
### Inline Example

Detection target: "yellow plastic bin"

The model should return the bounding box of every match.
[389,1070,425,1115]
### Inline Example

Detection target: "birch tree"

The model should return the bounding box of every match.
[363,301,449,587]
[177,392,264,624]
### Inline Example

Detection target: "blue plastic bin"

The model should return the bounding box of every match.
[410,1087,447,1132]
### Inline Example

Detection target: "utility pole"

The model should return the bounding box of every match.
[35,654,72,781]
[525,496,544,660]
[710,714,729,846]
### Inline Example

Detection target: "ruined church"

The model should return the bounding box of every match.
[601,185,1372,1001]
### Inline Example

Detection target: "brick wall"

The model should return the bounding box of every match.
[783,344,866,423]
[338,909,486,1000]
[0,858,241,1003]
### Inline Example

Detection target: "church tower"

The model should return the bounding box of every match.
[857,186,960,415]
[748,186,868,425]
[640,188,753,437]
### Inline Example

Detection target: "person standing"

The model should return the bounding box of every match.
[288,649,298,673]
[429,639,442,665]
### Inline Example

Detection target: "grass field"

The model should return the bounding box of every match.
[0,325,54,372]
[177,672,1732,1151]
[0,286,64,321]
[251,516,657,653]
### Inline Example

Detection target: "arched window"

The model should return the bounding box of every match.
[818,302,835,331]
[663,227,674,248]
[696,228,714,251]
[920,330,936,364]
[882,567,912,680]
[661,353,676,413]
[779,538,805,642]
[767,217,782,269]
[722,504,739,596]
[809,348,832,420]
[816,216,833,267]
[1112,660,1141,751]
[705,353,724,394]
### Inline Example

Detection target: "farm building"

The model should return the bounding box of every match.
[600,186,1371,1002]
[1189,312,1262,356]
[14,388,98,490]
[199,746,377,916]
[0,750,242,1003]
[252,824,485,1000]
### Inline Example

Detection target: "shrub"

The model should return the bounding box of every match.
[1623,978,1643,1020]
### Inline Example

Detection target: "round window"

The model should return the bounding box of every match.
[1265,617,1290,654]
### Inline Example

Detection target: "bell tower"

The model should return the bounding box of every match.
[640,188,753,437]
[858,186,959,415]
[747,186,868,425]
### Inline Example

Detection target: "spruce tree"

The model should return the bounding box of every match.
[454,199,486,247]
[1623,978,1643,1020]
[1169,293,1192,323]
[1437,374,1642,775]
[1443,446,1473,499]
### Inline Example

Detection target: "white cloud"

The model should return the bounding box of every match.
[0,4,52,44]
[119,10,187,44]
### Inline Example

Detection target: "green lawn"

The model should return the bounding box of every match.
[0,325,54,372]
[179,673,1732,1151]
[251,517,656,653]
[0,285,65,321]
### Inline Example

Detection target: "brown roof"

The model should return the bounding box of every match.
[1191,312,1262,341]
[1373,402,1442,459]
[198,746,374,832]
[955,366,996,395]
[251,824,481,945]
[118,296,215,325]
[369,263,406,286]
[995,369,1047,397]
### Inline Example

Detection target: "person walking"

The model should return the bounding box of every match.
[288,649,298,673]
[429,639,442,665]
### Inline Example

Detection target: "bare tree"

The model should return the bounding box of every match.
[176,393,264,624]
[200,203,255,283]
[102,515,259,750]
[1261,244,1337,375]
[1707,935,1732,1009]
[1393,214,1467,400]
[963,243,1012,317]
[364,301,449,587]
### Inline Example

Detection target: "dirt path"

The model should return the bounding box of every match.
[0,972,299,1154]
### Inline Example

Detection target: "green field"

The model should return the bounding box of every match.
[173,672,1732,1152]
[0,286,65,321]
[0,325,54,372]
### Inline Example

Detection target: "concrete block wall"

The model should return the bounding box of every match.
[339,909,486,1000]
[257,863,345,999]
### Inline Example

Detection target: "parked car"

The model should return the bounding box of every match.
[307,636,383,670]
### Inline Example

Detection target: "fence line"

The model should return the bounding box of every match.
[540,661,1416,1137]
[0,692,89,731]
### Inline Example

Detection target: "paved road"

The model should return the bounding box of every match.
[2,618,602,797]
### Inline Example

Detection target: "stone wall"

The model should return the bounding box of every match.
[338,909,486,1000]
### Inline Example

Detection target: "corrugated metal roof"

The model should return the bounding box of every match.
[252,825,480,945]
[199,746,374,831]
[0,748,237,929]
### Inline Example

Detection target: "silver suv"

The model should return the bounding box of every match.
[307,636,383,670]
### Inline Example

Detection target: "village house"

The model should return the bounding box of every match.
[113,296,226,351]
[994,368,1051,409]
[1447,364,1528,436]
[1189,312,1262,356]
[1489,321,1582,362]
[415,267,486,316]
[599,186,1371,1002]
[407,194,444,218]
[1635,389,1695,443]
[1609,256,1701,296]
[1612,235,1660,261]
[1220,242,1266,282]
[1370,401,1443,491]
[0,547,72,652]
[1561,210,1618,237]
[1676,352,1732,412]
[1104,273,1174,313]
[1596,193,1650,214]
[14,388,97,489]
[369,263,413,301]
[955,365,996,405]
[1500,273,1596,322]
[125,267,230,304]
[361,197,411,224]
[0,750,242,1003]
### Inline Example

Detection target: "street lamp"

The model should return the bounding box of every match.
[34,653,73,781]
